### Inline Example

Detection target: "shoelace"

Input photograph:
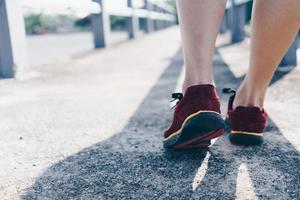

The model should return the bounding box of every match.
[169,93,183,109]
[169,89,235,109]
[222,88,236,95]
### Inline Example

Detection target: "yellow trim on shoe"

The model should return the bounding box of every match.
[164,110,221,141]
[231,130,263,136]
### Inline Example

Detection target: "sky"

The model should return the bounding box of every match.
[22,0,145,17]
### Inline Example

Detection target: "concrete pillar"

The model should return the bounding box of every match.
[280,36,298,66]
[91,0,110,48]
[127,0,139,39]
[0,0,28,78]
[144,0,154,33]
[231,2,246,43]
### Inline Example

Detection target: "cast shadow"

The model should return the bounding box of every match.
[193,50,300,199]
[22,48,300,200]
[22,49,210,200]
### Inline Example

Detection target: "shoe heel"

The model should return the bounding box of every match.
[229,132,263,145]
[168,111,225,148]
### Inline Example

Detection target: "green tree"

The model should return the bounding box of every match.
[24,14,43,34]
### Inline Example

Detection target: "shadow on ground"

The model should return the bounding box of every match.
[22,48,300,199]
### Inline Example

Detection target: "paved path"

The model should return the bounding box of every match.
[26,31,130,67]
[1,27,300,200]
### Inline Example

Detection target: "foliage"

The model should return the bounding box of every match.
[166,0,176,9]
[24,13,77,34]
[24,14,43,34]
[110,16,127,30]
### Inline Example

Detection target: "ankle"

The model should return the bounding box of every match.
[233,82,265,109]
[182,77,214,94]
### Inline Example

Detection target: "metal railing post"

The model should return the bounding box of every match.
[156,7,163,31]
[91,0,110,48]
[231,0,246,43]
[153,5,158,31]
[90,0,175,47]
[162,11,168,29]
[0,0,28,78]
[226,7,232,31]
[144,0,153,33]
[127,0,139,39]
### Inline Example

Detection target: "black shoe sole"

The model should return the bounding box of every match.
[229,132,263,146]
[164,111,225,149]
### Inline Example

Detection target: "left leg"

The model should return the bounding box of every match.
[234,0,300,109]
[227,0,300,145]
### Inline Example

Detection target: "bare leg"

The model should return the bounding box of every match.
[234,0,300,109]
[176,0,227,93]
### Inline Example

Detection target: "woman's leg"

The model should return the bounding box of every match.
[164,0,228,149]
[234,0,300,109]
[176,0,227,93]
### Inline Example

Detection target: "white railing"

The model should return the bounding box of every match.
[91,0,176,48]
[0,0,177,78]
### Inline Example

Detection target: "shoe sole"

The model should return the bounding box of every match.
[175,140,212,149]
[229,131,263,145]
[164,111,225,149]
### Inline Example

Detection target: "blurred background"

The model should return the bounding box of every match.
[15,0,177,68]
[0,0,298,78]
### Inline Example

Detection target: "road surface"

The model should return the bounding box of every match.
[1,27,300,200]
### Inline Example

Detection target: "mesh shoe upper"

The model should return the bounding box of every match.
[227,95,267,133]
[164,84,221,138]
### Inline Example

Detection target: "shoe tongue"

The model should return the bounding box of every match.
[185,84,216,98]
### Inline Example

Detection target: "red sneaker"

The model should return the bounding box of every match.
[224,88,268,145]
[164,85,225,149]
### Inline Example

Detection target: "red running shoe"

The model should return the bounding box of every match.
[223,88,268,145]
[164,85,225,149]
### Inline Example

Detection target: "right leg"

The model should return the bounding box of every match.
[164,0,227,149]
[177,0,227,93]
